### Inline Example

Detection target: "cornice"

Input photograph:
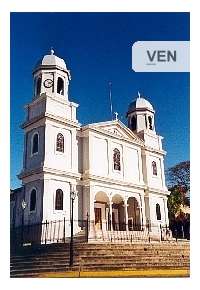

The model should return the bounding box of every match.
[32,64,69,75]
[145,186,170,196]
[17,165,43,180]
[25,93,79,109]
[45,112,81,128]
[42,167,81,179]
[18,166,81,180]
[20,113,45,129]
[20,112,81,129]
[142,145,166,156]
[80,173,146,190]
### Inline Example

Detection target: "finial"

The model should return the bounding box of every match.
[114,112,118,121]
[137,91,141,98]
[50,47,54,55]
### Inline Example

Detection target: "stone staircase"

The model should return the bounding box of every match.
[10,241,190,278]
[89,229,163,243]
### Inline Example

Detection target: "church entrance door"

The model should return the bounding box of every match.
[95,208,102,230]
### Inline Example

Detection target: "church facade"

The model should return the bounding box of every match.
[13,50,170,241]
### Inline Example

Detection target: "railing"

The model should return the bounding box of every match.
[168,219,190,241]
[10,218,190,250]
[10,219,88,249]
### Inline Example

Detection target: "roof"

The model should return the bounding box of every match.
[81,119,144,145]
[34,49,67,70]
[127,92,154,114]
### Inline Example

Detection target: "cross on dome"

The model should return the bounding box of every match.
[50,48,54,55]
[114,112,118,120]
[137,91,141,98]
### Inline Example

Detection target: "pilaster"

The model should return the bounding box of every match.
[163,197,169,226]
[140,192,146,226]
[123,196,129,231]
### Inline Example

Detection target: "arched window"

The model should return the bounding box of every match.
[56,133,64,153]
[148,116,153,130]
[113,148,121,171]
[131,116,137,131]
[35,77,41,96]
[57,77,64,95]
[32,133,39,154]
[55,189,63,210]
[30,189,36,212]
[152,161,157,176]
[156,203,161,220]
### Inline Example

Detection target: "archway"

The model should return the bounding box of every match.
[94,191,109,230]
[127,197,141,230]
[111,194,124,231]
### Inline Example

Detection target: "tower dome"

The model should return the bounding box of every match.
[126,92,156,134]
[34,49,67,71]
[127,92,154,114]
[32,49,71,100]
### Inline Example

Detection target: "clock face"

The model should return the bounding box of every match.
[44,79,53,88]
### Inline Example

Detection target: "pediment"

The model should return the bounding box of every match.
[84,120,143,144]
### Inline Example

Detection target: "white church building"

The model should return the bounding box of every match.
[12,50,170,242]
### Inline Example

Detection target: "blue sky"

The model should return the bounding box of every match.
[10,12,190,189]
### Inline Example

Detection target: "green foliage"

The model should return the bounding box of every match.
[167,185,190,220]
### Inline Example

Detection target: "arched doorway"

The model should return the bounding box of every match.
[94,191,109,230]
[127,197,141,230]
[111,194,124,231]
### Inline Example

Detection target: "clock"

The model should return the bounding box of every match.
[44,79,53,88]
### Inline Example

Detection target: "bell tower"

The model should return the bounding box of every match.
[18,50,81,226]
[126,91,156,135]
[126,92,168,228]
[32,49,71,100]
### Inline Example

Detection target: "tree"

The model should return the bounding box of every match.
[165,161,190,191]
[167,185,190,220]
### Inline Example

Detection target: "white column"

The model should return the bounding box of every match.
[160,157,166,188]
[89,134,94,173]
[71,129,78,171]
[83,185,89,220]
[147,195,153,225]
[141,150,148,185]
[140,192,146,226]
[44,123,51,167]
[122,144,125,178]
[107,139,112,175]
[43,178,49,222]
[53,71,57,94]
[107,199,113,231]
[138,149,144,183]
[66,78,70,100]
[86,185,96,238]
[123,197,129,231]
[71,103,78,121]
[163,197,169,226]
[89,185,95,221]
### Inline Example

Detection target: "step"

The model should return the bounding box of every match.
[10,261,190,278]
[10,259,190,274]
[11,256,189,269]
[10,241,190,277]
[10,265,80,277]
[11,242,190,253]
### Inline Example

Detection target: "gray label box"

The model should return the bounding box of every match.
[132,41,190,72]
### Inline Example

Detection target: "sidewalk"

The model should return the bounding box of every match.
[36,269,190,278]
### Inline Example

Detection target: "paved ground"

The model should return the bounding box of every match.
[34,269,190,278]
